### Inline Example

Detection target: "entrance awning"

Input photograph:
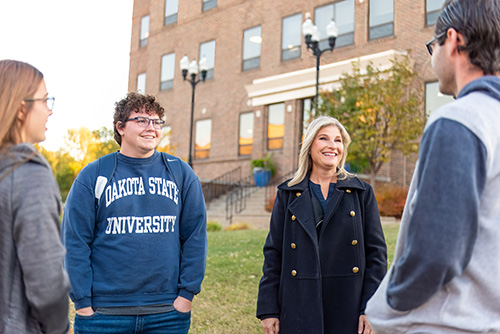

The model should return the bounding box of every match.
[245,49,406,107]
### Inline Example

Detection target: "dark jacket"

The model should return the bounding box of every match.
[0,144,69,334]
[257,175,387,334]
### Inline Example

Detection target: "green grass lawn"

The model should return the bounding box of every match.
[68,224,400,333]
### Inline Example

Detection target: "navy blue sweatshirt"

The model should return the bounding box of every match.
[62,151,207,309]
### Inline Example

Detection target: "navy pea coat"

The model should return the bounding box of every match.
[257,175,387,334]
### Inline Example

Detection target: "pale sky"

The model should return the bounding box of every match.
[0,0,134,151]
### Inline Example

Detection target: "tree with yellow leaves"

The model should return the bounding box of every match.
[317,53,424,188]
[39,127,119,200]
[40,126,176,201]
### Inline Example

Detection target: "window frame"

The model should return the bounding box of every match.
[267,103,286,151]
[202,0,217,12]
[425,81,454,117]
[368,0,394,40]
[242,25,262,71]
[238,112,254,156]
[199,40,216,80]
[281,13,302,62]
[140,15,150,48]
[160,53,176,91]
[195,119,212,160]
[164,0,178,26]
[426,0,445,26]
[137,72,146,93]
[314,0,355,49]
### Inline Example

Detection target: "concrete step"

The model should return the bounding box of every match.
[206,186,272,229]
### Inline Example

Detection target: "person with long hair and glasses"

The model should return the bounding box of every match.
[0,60,69,333]
[257,116,387,334]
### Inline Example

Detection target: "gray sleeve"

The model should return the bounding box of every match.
[387,119,487,311]
[13,163,70,334]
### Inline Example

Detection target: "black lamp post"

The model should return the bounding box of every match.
[180,55,208,168]
[302,13,338,109]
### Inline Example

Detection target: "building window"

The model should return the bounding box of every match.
[195,119,212,159]
[203,0,217,12]
[200,40,216,80]
[158,125,172,151]
[242,26,262,71]
[267,103,285,150]
[165,0,178,26]
[160,53,175,91]
[301,98,314,143]
[140,15,150,48]
[425,81,454,116]
[315,0,355,49]
[137,73,146,93]
[369,0,394,40]
[239,112,254,156]
[282,13,302,61]
[426,0,445,26]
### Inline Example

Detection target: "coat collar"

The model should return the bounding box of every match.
[280,172,367,245]
[278,172,367,192]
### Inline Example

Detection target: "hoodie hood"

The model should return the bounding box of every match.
[458,75,500,102]
[0,143,48,179]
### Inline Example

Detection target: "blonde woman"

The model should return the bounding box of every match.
[0,60,69,333]
[257,116,387,334]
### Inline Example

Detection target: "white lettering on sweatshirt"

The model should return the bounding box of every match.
[105,177,179,207]
[105,215,176,234]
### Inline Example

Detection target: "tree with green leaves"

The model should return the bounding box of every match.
[317,54,424,187]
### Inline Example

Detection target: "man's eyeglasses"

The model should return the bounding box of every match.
[24,97,55,111]
[125,116,165,129]
[426,31,447,56]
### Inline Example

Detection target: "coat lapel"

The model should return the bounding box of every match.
[288,189,318,245]
[321,186,344,230]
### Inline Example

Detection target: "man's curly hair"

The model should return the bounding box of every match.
[113,92,165,146]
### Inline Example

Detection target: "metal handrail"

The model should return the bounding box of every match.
[225,174,255,225]
[225,170,296,225]
[202,166,242,209]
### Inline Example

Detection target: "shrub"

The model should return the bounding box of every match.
[207,221,222,232]
[250,152,276,176]
[375,185,409,218]
[224,222,250,231]
[264,193,276,213]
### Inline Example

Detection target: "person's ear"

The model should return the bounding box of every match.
[16,101,28,122]
[116,121,125,135]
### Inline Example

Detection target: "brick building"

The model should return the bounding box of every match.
[128,0,453,185]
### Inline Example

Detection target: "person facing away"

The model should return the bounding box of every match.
[62,92,207,334]
[257,116,387,334]
[0,59,70,333]
[365,1,500,333]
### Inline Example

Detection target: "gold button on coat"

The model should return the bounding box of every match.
[296,192,301,197]
[291,243,296,249]
[291,270,297,277]
[291,215,296,221]
[346,189,351,193]
[351,240,358,246]
[352,267,359,273]
[350,211,356,217]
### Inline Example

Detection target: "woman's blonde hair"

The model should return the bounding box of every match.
[0,60,43,149]
[288,116,352,186]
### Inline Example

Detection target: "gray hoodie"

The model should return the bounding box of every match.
[366,76,500,333]
[0,144,69,334]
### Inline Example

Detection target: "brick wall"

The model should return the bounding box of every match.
[129,0,440,184]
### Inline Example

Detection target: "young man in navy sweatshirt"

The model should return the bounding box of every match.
[62,92,207,333]
[366,1,500,333]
